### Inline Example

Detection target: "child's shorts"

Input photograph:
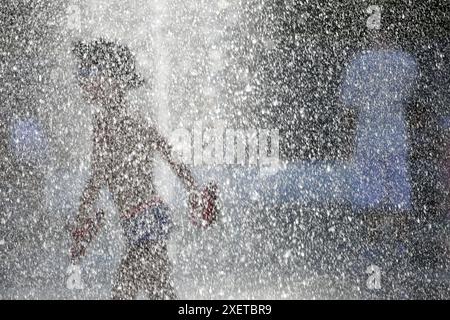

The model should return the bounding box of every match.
[121,197,173,246]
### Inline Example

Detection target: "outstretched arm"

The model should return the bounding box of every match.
[76,117,105,224]
[71,116,106,261]
[146,124,218,228]
[149,126,198,193]
[76,167,103,225]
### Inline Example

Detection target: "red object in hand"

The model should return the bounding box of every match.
[190,182,219,228]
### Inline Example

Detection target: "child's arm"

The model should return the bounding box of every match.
[146,124,219,228]
[148,126,198,193]
[71,116,106,260]
[76,168,103,225]
[76,116,105,224]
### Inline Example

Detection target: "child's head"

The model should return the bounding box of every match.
[72,38,144,106]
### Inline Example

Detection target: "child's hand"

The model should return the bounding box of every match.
[189,182,219,228]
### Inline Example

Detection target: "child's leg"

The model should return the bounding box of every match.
[139,242,177,300]
[111,247,140,300]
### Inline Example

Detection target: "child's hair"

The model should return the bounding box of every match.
[72,38,145,89]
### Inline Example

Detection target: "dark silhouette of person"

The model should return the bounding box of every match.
[70,38,204,299]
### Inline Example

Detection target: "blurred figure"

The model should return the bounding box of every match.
[70,39,217,300]
[340,30,420,298]
[0,112,49,293]
[10,118,49,166]
[341,31,418,211]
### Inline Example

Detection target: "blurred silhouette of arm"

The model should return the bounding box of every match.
[147,125,198,193]
[76,114,106,225]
